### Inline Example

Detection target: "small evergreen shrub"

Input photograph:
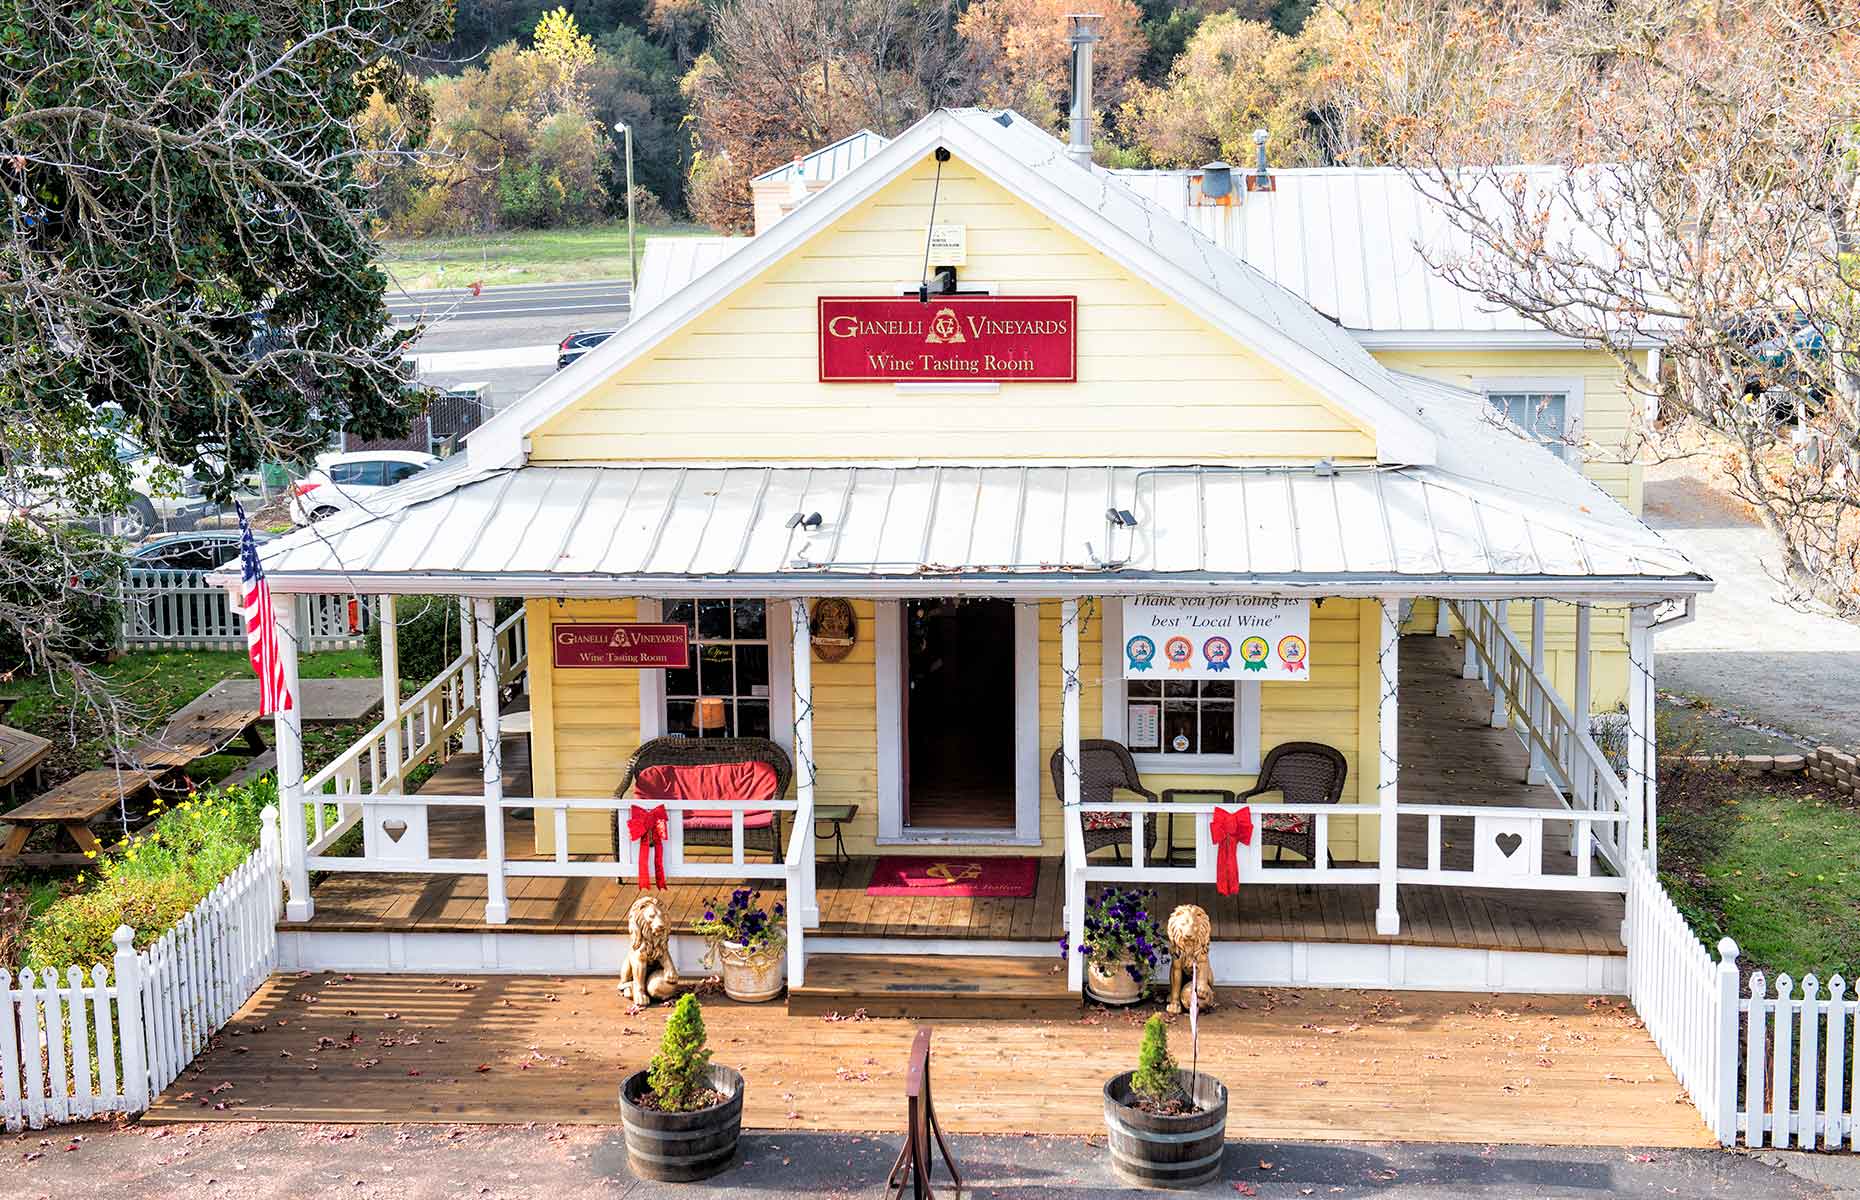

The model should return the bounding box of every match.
[1131,1014,1178,1102]
[646,993,715,1112]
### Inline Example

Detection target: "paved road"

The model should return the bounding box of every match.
[12,1124,1852,1199]
[389,279,633,413]
[1644,462,1860,750]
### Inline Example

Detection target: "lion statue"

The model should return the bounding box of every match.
[618,895,681,1006]
[1165,904,1216,1015]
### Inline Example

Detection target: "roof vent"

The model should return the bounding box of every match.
[1247,129,1276,193]
[1066,14,1103,167]
[1194,160,1233,206]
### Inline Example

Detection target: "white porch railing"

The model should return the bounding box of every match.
[122,569,366,651]
[298,607,527,856]
[0,808,282,1131]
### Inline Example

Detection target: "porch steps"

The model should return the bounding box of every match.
[788,953,1081,1019]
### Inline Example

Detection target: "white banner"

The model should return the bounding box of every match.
[1120,596,1311,682]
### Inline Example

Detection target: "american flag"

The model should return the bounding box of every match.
[236,503,294,715]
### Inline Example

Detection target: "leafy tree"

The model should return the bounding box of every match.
[647,993,715,1111]
[590,25,691,213]
[1131,1014,1179,1102]
[955,0,1147,121]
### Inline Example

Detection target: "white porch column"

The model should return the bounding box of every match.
[474,598,508,924]
[378,595,403,793]
[1434,597,1451,638]
[272,593,311,921]
[1375,598,1401,936]
[458,598,478,744]
[1626,607,1652,867]
[1527,600,1548,784]
[1460,599,1479,679]
[789,599,820,930]
[1489,599,1509,728]
[1061,597,1085,992]
[1574,602,1593,724]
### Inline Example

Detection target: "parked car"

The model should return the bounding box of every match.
[289,450,437,525]
[557,329,614,370]
[2,431,215,539]
[126,529,270,573]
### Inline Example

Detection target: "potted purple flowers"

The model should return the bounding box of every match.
[1061,886,1164,1006]
[693,887,787,1002]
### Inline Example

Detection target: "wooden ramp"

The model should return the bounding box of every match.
[146,973,1714,1148]
[788,954,1078,1019]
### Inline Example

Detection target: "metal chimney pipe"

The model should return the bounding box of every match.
[1067,14,1103,167]
[1253,128,1271,185]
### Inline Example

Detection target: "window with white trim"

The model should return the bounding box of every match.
[1102,604,1260,773]
[1480,377,1585,464]
[661,599,772,738]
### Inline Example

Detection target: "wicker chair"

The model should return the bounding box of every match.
[1049,739,1162,861]
[1237,741,1349,867]
[614,736,794,863]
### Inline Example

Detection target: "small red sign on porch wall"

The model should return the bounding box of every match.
[818,296,1077,382]
[551,623,689,669]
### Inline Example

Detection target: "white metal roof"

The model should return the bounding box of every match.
[237,379,1702,598]
[751,130,891,184]
[631,236,750,318]
[471,109,1439,469]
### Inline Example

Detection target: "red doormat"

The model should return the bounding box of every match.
[865,855,1039,898]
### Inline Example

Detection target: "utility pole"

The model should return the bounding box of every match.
[613,121,638,288]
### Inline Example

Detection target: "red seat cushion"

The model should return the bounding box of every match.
[634,761,780,830]
[1082,811,1131,832]
[1262,813,1309,834]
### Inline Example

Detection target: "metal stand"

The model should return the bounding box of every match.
[888,1028,961,1199]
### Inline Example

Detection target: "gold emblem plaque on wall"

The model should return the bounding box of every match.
[808,597,858,663]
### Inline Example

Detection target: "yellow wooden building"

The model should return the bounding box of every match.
[236,108,1707,1001]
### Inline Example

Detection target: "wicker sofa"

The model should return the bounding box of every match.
[614,736,795,862]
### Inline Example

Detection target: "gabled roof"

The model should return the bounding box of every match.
[631,236,751,317]
[1113,166,1661,347]
[470,108,1440,470]
[751,129,891,184]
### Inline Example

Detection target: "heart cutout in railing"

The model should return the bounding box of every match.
[382,818,408,843]
[1494,831,1523,858]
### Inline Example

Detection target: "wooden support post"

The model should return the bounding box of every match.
[1061,597,1085,992]
[1489,600,1509,729]
[1376,598,1401,937]
[790,599,819,933]
[1528,600,1548,785]
[1627,608,1652,867]
[474,598,508,924]
[272,593,311,921]
[378,595,403,793]
[458,597,478,744]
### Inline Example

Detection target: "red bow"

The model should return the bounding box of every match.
[1211,806,1254,896]
[628,804,668,890]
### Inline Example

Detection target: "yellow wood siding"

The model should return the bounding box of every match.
[532,155,1378,465]
[529,597,641,856]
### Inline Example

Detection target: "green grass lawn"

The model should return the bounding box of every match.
[1659,771,1860,980]
[381,223,714,291]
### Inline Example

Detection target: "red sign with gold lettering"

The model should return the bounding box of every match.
[818,295,1076,382]
[552,623,689,669]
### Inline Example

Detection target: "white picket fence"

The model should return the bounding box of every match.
[0,807,282,1130]
[1739,970,1859,1150]
[122,569,367,651]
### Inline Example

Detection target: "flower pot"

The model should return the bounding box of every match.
[618,1065,745,1182]
[1102,1069,1229,1188]
[706,938,786,1002]
[1085,959,1144,1006]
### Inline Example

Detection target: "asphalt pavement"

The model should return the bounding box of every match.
[12,1123,1854,1199]
[390,280,633,412]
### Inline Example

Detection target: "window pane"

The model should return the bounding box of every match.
[733,600,766,640]
[1163,679,1196,699]
[1488,391,1567,444]
[737,644,769,696]
[737,700,770,739]
[1127,678,1160,698]
[698,642,733,695]
[1162,704,1198,755]
[1201,679,1234,699]
[665,700,697,738]
[664,661,697,697]
[697,600,731,640]
[663,600,694,631]
[1200,701,1235,756]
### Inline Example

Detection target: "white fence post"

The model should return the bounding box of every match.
[1713,938,1741,1145]
[113,927,148,1113]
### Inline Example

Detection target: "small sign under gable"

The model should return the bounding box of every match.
[1122,596,1310,682]
[818,295,1076,382]
[926,223,967,266]
[553,623,689,669]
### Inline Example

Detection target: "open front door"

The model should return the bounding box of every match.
[901,597,1017,831]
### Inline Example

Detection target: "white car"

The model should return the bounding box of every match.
[289,450,437,525]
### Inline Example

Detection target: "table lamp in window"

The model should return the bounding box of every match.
[696,697,727,737]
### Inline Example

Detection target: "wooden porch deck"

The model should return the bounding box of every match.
[285,633,1623,955]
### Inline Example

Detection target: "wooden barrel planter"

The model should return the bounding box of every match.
[1102,1069,1229,1188]
[618,1065,746,1182]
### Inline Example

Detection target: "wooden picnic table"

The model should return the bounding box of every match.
[0,767,162,866]
[0,724,53,799]
[115,687,266,771]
